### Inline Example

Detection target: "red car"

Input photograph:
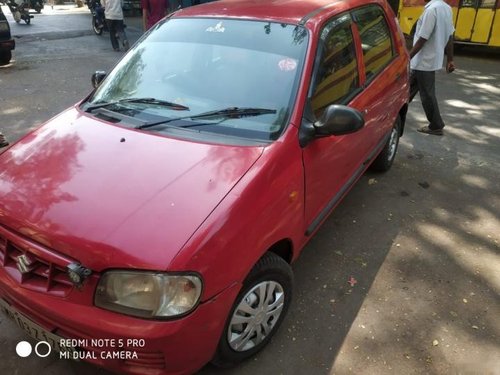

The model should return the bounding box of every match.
[0,0,409,373]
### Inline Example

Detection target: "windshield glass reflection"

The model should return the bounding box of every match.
[88,18,308,141]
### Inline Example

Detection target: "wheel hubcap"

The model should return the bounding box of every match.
[227,281,285,352]
[387,127,398,161]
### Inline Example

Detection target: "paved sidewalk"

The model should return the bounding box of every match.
[1,4,142,41]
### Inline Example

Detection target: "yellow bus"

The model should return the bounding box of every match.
[397,0,500,47]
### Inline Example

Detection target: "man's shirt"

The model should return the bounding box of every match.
[411,0,454,71]
[102,0,124,21]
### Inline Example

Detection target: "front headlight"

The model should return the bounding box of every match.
[94,271,203,319]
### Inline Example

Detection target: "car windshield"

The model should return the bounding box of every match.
[86,18,308,142]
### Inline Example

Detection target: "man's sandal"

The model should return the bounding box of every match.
[417,126,443,136]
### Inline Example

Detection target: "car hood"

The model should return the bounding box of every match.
[0,108,263,271]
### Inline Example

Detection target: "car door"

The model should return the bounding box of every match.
[302,12,369,234]
[302,6,401,235]
[350,5,401,148]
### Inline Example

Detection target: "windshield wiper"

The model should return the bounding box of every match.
[84,98,190,112]
[136,107,277,130]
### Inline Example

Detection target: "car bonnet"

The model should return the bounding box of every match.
[0,108,264,271]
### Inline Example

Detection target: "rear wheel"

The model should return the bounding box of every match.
[212,252,293,367]
[370,116,401,172]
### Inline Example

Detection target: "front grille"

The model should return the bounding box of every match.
[0,233,73,297]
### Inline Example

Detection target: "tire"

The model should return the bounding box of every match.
[370,116,401,172]
[0,51,12,66]
[212,252,293,367]
[92,16,103,35]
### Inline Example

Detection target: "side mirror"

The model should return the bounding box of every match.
[299,104,365,147]
[91,71,107,89]
[314,104,364,136]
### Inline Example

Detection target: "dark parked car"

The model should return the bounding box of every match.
[0,5,14,65]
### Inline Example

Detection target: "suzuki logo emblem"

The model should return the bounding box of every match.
[16,254,33,274]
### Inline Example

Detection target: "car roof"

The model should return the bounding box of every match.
[173,0,376,26]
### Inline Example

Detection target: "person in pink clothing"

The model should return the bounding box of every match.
[142,0,168,31]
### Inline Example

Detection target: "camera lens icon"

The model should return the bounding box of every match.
[16,341,32,357]
[16,341,52,358]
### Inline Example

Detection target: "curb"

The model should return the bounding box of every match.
[12,26,143,43]
[12,30,95,42]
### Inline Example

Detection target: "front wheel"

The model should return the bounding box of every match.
[92,16,103,35]
[370,116,401,172]
[212,252,293,367]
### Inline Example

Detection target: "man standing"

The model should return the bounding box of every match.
[102,0,129,52]
[409,0,455,136]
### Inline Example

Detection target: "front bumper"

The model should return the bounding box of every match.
[0,250,240,374]
[0,272,240,374]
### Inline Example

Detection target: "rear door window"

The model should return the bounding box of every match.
[352,6,395,82]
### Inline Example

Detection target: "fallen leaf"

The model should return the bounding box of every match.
[348,276,357,287]
[432,340,439,346]
[418,181,430,189]
[368,178,377,185]
[463,298,468,303]
[334,251,343,256]
[472,325,479,330]
[353,257,368,268]
[450,311,458,317]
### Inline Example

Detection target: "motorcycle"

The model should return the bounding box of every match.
[87,0,107,35]
[6,0,33,24]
